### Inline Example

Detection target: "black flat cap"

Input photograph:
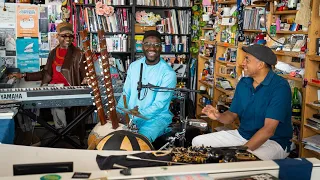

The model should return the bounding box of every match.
[242,44,277,65]
[143,30,161,41]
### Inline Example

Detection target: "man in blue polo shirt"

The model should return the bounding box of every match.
[192,44,293,160]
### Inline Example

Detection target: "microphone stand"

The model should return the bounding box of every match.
[141,83,203,149]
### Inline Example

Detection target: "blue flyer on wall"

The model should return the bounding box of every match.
[16,38,39,72]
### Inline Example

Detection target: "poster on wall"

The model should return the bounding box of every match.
[0,23,16,57]
[0,3,16,23]
[48,5,62,32]
[16,38,40,72]
[39,6,49,33]
[49,32,58,50]
[40,33,49,58]
[17,5,39,37]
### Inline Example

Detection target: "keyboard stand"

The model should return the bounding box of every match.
[19,105,96,149]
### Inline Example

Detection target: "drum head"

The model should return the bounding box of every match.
[96,130,154,151]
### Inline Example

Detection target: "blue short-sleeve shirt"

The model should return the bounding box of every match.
[229,70,293,151]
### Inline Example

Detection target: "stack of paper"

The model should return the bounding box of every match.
[302,135,320,153]
[0,108,18,120]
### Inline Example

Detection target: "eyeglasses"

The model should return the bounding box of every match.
[143,42,162,49]
[59,34,74,39]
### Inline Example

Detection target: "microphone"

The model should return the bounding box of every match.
[137,63,143,100]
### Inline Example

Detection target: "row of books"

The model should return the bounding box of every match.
[75,0,191,7]
[243,8,265,30]
[76,0,130,5]
[160,10,191,34]
[137,0,191,7]
[77,33,130,53]
[81,7,131,33]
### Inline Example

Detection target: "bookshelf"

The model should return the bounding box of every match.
[196,0,320,159]
[72,0,194,87]
[301,0,320,159]
[196,0,241,131]
[264,1,309,158]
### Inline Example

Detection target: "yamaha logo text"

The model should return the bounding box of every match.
[0,93,23,100]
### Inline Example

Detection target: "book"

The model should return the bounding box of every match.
[145,173,213,180]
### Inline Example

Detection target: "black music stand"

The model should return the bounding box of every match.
[19,105,95,148]
[141,83,203,148]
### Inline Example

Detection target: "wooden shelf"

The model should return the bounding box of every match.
[308,81,320,88]
[297,0,320,159]
[278,74,303,82]
[215,87,234,95]
[199,80,214,88]
[306,102,320,110]
[200,93,213,101]
[276,31,308,35]
[202,27,215,30]
[246,5,266,8]
[216,42,237,48]
[216,73,234,79]
[243,29,262,33]
[272,50,305,58]
[199,55,211,60]
[302,148,320,158]
[215,59,237,66]
[274,10,298,15]
[308,55,320,62]
[218,0,237,4]
[204,40,216,45]
[304,124,320,134]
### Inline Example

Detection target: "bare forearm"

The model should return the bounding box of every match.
[217,110,237,124]
[244,128,274,151]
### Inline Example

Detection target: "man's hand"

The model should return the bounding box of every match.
[81,77,90,85]
[8,73,24,79]
[202,105,221,120]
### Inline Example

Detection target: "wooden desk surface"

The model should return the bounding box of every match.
[0,144,319,180]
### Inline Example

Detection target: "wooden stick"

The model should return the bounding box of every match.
[123,95,130,126]
[126,155,188,165]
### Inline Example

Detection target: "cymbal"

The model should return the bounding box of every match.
[117,107,149,120]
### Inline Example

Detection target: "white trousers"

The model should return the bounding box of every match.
[51,108,67,129]
[192,130,289,160]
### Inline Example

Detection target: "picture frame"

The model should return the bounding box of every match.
[156,24,164,34]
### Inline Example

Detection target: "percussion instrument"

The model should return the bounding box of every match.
[171,146,258,164]
[153,118,208,150]
[80,29,153,151]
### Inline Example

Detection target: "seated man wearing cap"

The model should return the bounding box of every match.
[11,22,87,131]
[192,44,293,160]
[117,30,177,143]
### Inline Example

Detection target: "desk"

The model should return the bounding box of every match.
[0,144,320,180]
[0,119,14,144]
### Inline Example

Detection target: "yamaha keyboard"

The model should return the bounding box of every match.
[0,86,93,109]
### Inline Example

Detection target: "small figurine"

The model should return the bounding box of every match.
[204,61,210,74]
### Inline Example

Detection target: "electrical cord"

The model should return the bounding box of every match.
[262,2,285,45]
